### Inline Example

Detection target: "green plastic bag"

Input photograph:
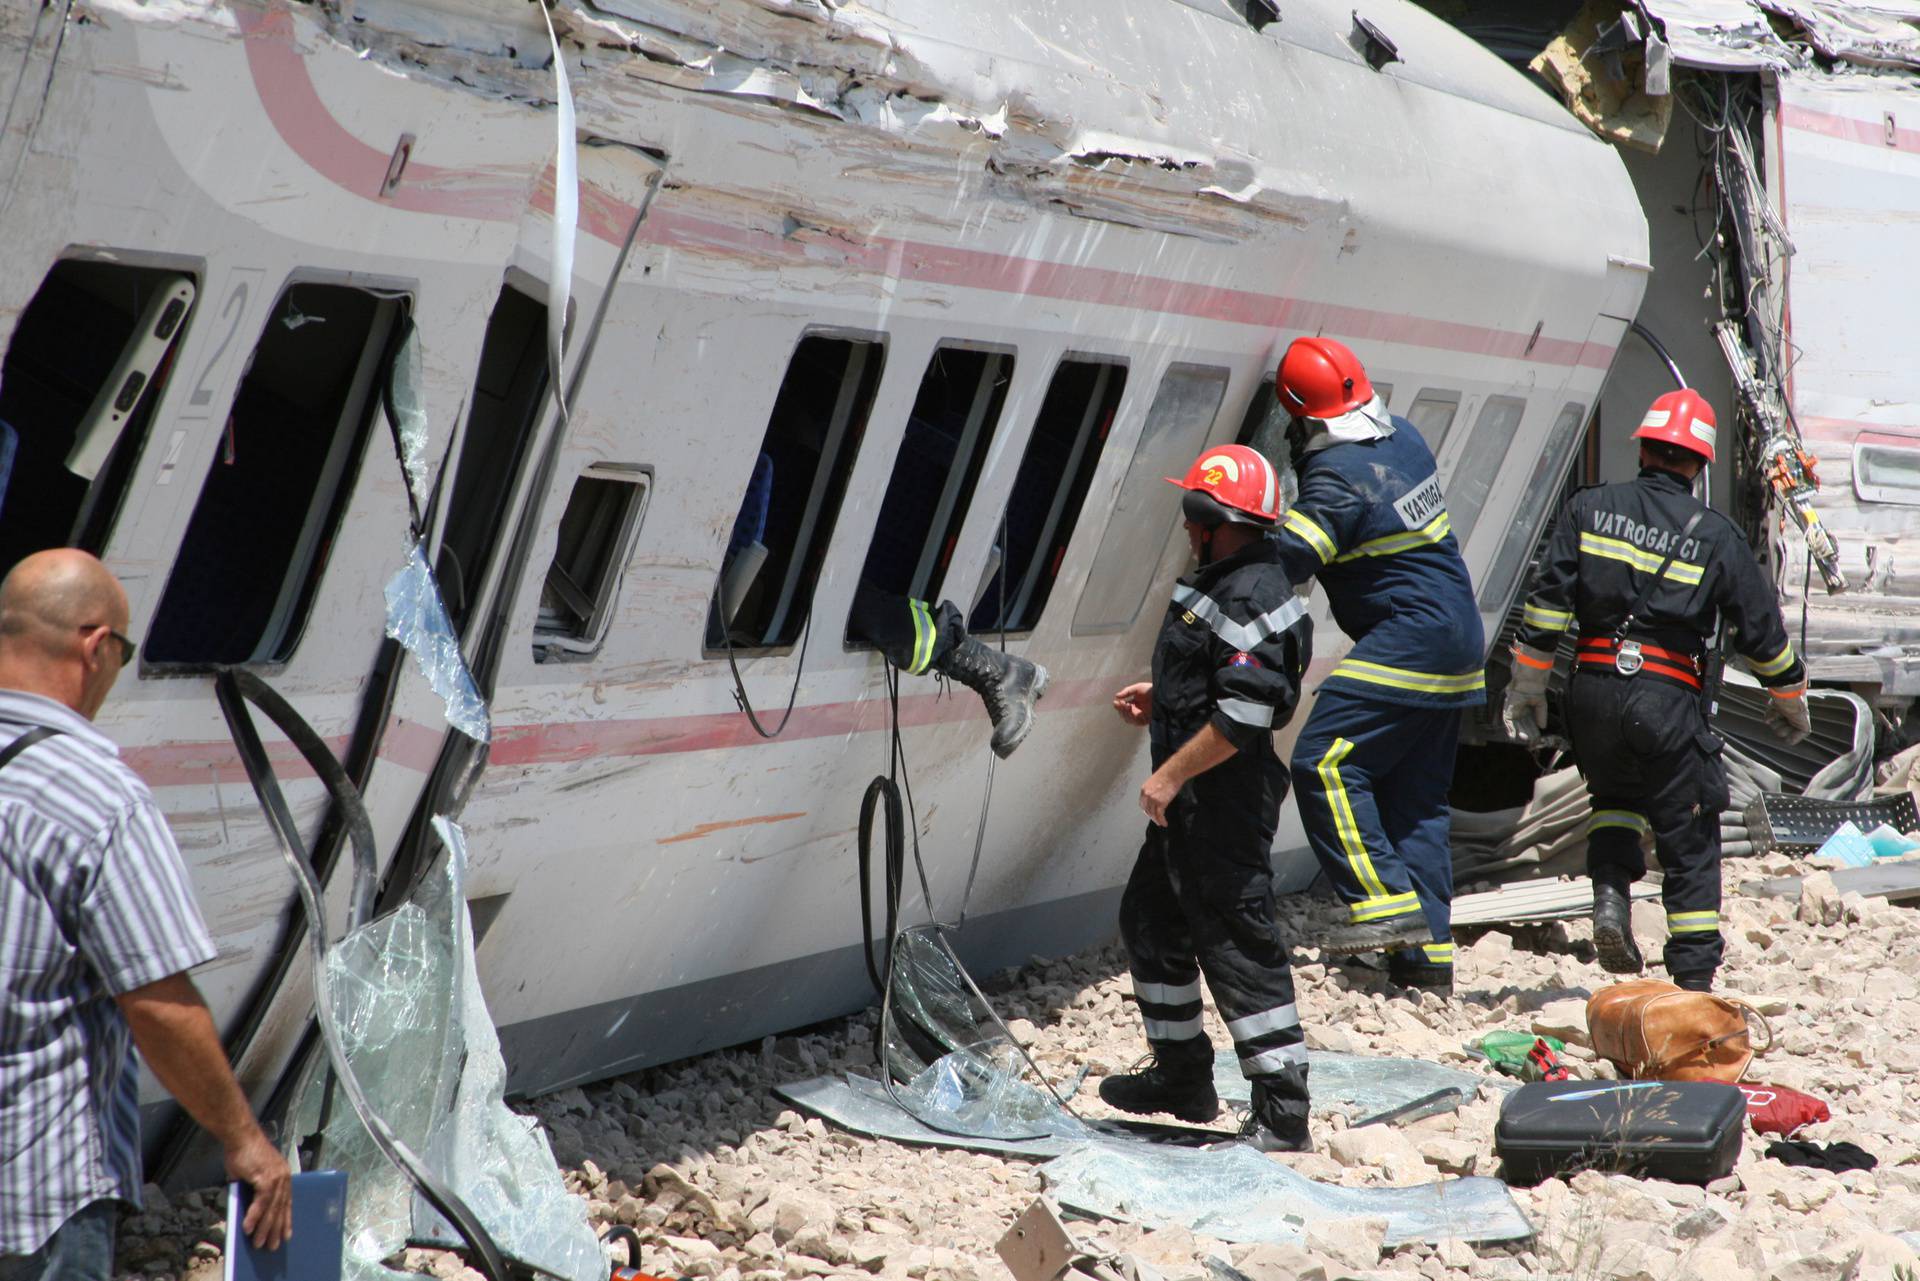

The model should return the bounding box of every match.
[1467,1030,1565,1079]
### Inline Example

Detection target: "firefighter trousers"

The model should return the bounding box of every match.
[848,584,966,675]
[1567,669,1727,980]
[1118,794,1310,1121]
[1289,689,1460,975]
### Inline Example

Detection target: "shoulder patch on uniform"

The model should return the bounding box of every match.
[1229,651,1261,668]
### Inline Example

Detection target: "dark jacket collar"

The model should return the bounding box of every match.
[1185,533,1282,589]
[1637,465,1697,493]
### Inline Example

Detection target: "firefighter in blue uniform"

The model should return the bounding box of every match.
[1269,338,1485,994]
[1504,390,1809,991]
[1100,444,1315,1152]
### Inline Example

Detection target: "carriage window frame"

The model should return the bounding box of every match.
[1853,442,1920,506]
[706,331,888,654]
[1445,394,1528,549]
[969,355,1128,637]
[845,341,1017,647]
[1404,388,1460,454]
[145,280,408,670]
[1478,401,1590,615]
[534,464,652,661]
[1070,363,1231,637]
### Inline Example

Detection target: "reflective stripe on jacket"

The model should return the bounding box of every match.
[1273,417,1486,708]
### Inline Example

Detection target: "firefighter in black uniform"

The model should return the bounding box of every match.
[1100,444,1314,1152]
[1504,390,1811,992]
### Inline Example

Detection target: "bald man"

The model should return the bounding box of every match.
[0,551,290,1281]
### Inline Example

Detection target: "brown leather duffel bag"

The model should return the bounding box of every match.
[1586,979,1773,1083]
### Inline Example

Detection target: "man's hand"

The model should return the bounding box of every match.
[1140,769,1181,826]
[118,975,292,1251]
[1113,682,1153,727]
[226,1126,293,1250]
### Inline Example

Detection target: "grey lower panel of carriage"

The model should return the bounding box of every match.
[1040,1142,1532,1249]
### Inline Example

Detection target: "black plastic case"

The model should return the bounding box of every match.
[1494,1079,1746,1185]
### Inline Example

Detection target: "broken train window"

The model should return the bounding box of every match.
[847,344,1016,641]
[0,260,197,576]
[146,283,407,667]
[1072,364,1230,635]
[969,357,1127,635]
[709,334,886,650]
[534,465,651,660]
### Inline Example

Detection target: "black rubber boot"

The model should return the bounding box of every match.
[1238,1079,1311,1154]
[934,636,1049,759]
[1671,971,1714,992]
[1312,914,1430,957]
[1592,880,1645,975]
[1099,1053,1220,1123]
[1387,958,1455,999]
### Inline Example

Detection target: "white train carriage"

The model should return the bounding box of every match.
[0,0,1645,1168]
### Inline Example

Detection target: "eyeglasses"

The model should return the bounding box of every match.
[81,625,137,666]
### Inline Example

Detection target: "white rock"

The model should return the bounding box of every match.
[1301,1216,1388,1270]
[1225,1242,1330,1281]
[1796,872,1842,927]
[1532,999,1590,1046]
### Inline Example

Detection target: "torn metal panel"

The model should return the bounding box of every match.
[1633,0,1799,69]
[384,544,491,743]
[1760,2,1920,69]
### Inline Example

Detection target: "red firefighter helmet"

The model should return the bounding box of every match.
[1276,336,1374,420]
[1165,444,1281,527]
[1633,389,1718,463]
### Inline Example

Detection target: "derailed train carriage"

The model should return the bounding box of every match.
[0,0,1646,1176]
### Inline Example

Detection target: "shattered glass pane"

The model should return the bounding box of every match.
[385,543,491,742]
[880,926,1075,1141]
[1212,1050,1482,1127]
[387,327,433,516]
[288,819,600,1281]
[1040,1141,1534,1248]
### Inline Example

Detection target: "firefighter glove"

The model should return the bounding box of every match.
[1503,644,1554,744]
[1765,682,1812,745]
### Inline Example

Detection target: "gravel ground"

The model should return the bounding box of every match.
[118,854,1920,1281]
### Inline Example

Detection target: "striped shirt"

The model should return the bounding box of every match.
[0,690,215,1256]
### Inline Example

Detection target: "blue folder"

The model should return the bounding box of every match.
[224,1170,348,1281]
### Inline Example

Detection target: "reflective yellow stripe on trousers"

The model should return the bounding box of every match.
[1315,737,1389,902]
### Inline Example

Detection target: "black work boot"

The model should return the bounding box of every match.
[1592,880,1645,975]
[1238,1079,1311,1154]
[934,636,1049,759]
[1387,957,1454,999]
[1671,971,1714,993]
[1312,914,1429,957]
[1099,1052,1220,1123]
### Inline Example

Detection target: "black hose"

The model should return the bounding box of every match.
[857,773,905,996]
[213,670,513,1281]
